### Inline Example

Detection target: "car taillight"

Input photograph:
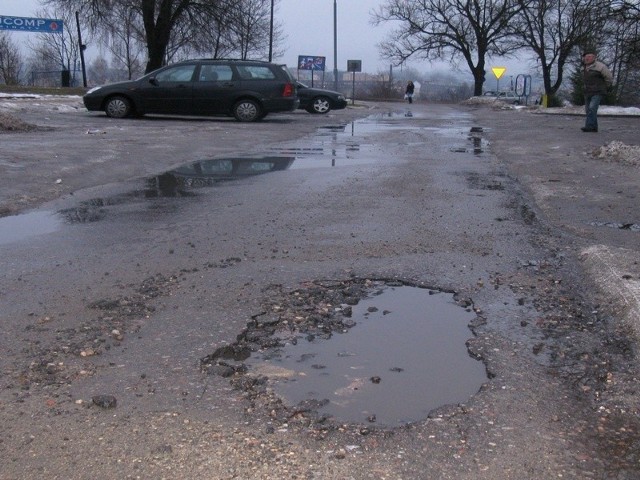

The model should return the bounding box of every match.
[282,83,294,97]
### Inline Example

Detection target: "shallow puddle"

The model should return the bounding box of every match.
[248,286,486,426]
[276,115,419,169]
[0,210,62,245]
[589,221,640,232]
[2,113,480,231]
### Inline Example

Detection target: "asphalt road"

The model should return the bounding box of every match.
[1,96,639,479]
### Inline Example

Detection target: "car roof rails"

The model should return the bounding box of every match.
[197,58,272,63]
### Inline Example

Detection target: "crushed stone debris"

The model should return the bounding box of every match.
[0,112,37,132]
[592,141,640,167]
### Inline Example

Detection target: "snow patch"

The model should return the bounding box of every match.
[593,141,640,167]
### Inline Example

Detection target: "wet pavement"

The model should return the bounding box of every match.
[1,99,639,479]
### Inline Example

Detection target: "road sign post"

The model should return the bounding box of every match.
[491,66,507,93]
[347,60,361,105]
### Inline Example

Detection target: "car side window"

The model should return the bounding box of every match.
[155,65,196,83]
[199,65,233,82]
[236,66,276,80]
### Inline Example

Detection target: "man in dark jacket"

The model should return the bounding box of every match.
[582,50,613,132]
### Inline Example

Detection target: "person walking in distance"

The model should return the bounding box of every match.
[582,49,613,132]
[405,81,415,104]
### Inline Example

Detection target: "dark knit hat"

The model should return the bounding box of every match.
[582,47,596,56]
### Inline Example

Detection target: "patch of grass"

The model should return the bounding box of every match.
[0,85,87,96]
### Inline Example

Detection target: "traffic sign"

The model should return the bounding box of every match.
[491,67,507,79]
[347,60,362,72]
[0,15,63,33]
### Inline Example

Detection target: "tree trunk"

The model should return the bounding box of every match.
[472,66,486,96]
[142,0,189,73]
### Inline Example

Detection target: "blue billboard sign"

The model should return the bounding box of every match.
[0,15,63,33]
[298,56,326,71]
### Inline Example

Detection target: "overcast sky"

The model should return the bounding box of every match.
[276,0,394,72]
[1,0,530,78]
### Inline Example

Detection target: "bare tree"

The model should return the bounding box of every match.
[0,33,23,85]
[103,2,146,79]
[229,0,274,59]
[606,0,640,104]
[88,55,111,84]
[25,40,62,86]
[46,0,232,73]
[176,0,237,59]
[26,7,85,85]
[44,0,202,72]
[373,0,523,95]
[47,0,286,74]
[511,0,610,102]
[47,0,283,72]
[614,0,640,17]
[179,0,285,61]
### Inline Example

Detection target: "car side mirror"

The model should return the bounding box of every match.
[149,77,159,86]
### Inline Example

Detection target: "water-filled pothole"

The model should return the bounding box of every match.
[246,285,486,426]
[0,210,62,245]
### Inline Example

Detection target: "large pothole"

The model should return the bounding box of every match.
[202,279,488,428]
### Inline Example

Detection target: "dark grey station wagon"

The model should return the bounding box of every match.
[83,59,299,122]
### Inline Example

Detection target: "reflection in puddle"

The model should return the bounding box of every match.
[274,115,427,169]
[0,210,62,245]
[248,286,486,426]
[155,157,295,190]
[469,127,485,154]
[589,221,640,232]
[449,127,487,154]
[58,157,295,223]
[7,113,489,230]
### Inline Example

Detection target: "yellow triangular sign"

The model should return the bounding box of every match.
[492,67,507,79]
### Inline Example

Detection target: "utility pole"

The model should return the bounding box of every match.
[268,0,274,62]
[75,11,87,87]
[333,0,338,91]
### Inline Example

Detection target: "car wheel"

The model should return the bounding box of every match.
[105,96,132,118]
[233,99,261,122]
[309,96,331,114]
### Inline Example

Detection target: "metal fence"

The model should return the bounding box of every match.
[28,69,82,87]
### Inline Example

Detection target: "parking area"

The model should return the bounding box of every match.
[1,96,640,479]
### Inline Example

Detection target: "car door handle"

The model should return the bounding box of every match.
[222,82,235,87]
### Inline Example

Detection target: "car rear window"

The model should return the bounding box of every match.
[236,65,276,80]
[278,64,295,81]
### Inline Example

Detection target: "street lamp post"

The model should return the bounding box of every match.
[333,0,338,91]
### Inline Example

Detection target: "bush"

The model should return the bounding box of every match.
[546,94,564,107]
